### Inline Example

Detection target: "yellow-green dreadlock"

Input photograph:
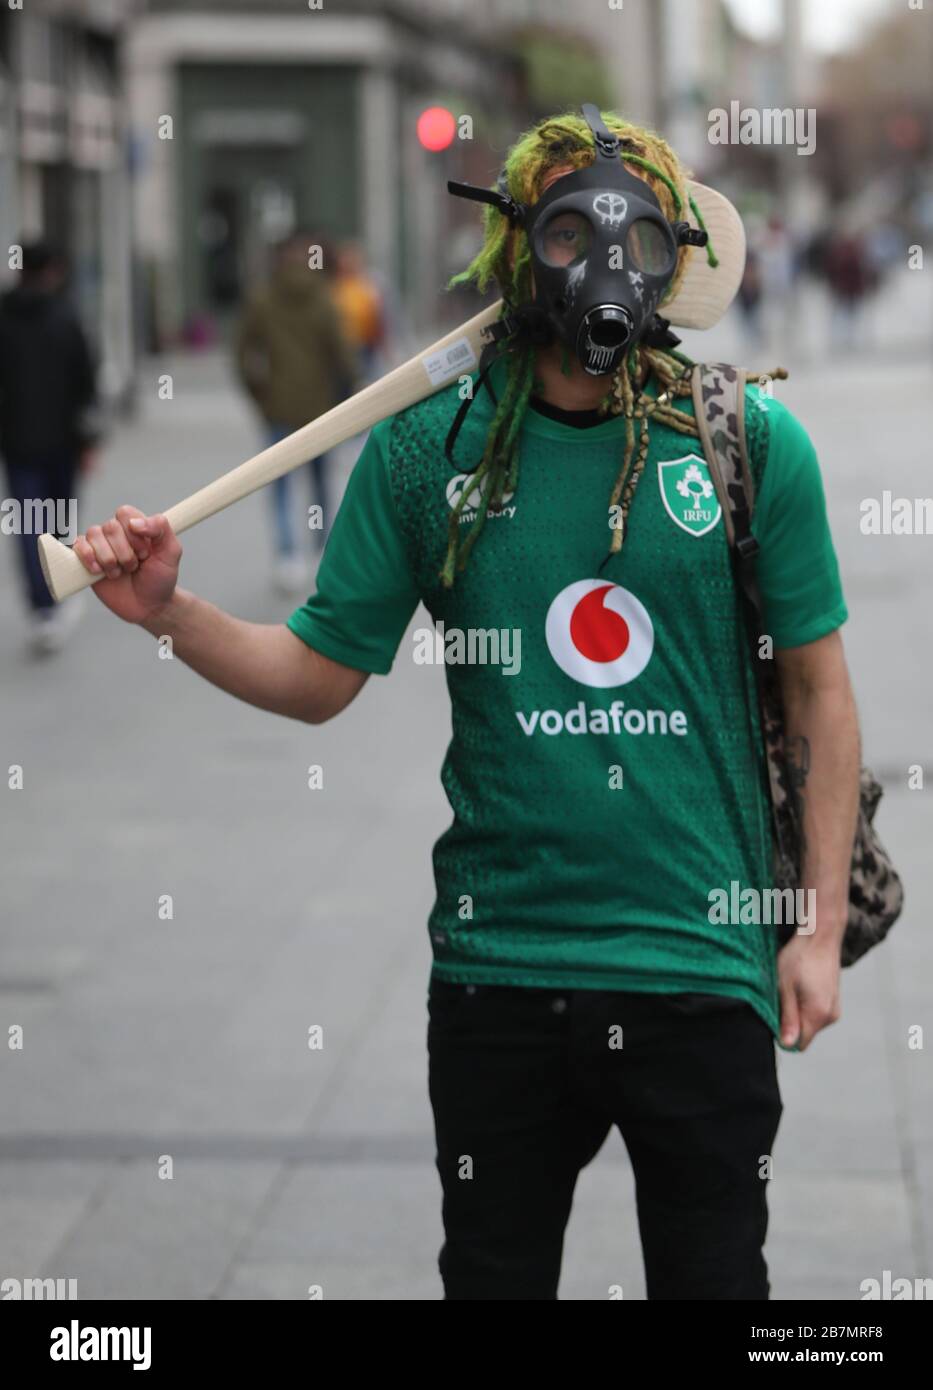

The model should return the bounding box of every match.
[441,108,719,588]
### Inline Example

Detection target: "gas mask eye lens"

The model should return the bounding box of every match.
[626,218,675,275]
[539,212,592,268]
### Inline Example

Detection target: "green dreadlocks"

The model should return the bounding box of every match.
[441,108,720,588]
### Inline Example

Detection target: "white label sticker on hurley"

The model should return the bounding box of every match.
[422,337,477,388]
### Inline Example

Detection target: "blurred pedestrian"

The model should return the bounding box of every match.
[332,241,386,381]
[759,216,796,295]
[233,231,358,594]
[0,239,100,654]
[822,229,874,350]
[736,245,765,346]
[757,214,797,346]
[864,221,902,282]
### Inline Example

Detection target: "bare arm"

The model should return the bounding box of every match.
[74,505,367,724]
[774,629,860,1049]
[140,590,366,724]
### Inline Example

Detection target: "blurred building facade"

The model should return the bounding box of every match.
[0,0,136,403]
[819,4,933,234]
[1,0,927,379]
[128,0,532,344]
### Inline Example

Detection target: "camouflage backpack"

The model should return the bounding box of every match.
[691,362,904,966]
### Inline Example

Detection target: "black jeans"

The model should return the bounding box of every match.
[427,979,782,1300]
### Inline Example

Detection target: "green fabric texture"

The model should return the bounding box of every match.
[287,362,847,1038]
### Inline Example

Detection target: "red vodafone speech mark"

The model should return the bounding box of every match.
[569,584,630,663]
[545,579,654,688]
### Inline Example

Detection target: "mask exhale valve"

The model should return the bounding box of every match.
[578,305,634,376]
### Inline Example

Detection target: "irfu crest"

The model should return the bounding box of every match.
[657,454,722,537]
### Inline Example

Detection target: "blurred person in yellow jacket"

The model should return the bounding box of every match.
[234,232,358,593]
[332,241,385,381]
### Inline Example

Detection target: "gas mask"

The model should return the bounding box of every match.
[449,103,708,376]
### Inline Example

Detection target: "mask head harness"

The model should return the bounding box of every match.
[448,103,708,376]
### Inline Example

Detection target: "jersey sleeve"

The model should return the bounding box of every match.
[286,418,421,674]
[750,396,848,649]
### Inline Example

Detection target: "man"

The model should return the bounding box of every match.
[233,230,358,594]
[0,239,100,653]
[73,108,859,1300]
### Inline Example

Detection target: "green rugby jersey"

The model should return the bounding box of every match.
[287,360,847,1038]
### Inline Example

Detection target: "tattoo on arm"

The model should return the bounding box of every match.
[783,734,810,878]
[786,734,811,791]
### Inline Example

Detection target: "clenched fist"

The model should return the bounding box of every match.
[74,506,183,625]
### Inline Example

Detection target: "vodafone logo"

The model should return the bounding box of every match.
[519,582,681,737]
[545,580,654,688]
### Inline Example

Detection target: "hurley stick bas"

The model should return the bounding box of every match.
[38,301,503,603]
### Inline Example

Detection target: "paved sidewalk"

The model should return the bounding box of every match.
[0,327,930,1300]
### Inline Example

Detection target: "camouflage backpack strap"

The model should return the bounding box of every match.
[691,362,904,966]
[690,362,755,554]
[691,361,803,924]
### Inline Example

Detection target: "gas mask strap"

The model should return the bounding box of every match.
[443,335,509,466]
[444,299,556,465]
[580,103,621,162]
[447,180,526,226]
[640,314,682,350]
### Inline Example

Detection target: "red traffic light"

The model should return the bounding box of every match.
[417,106,456,152]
